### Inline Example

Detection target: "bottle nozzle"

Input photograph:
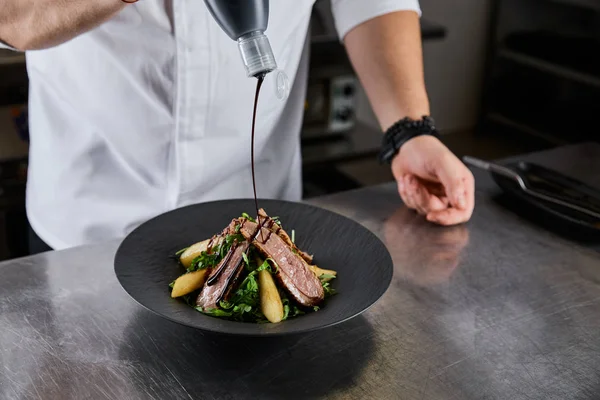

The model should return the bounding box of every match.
[238,31,277,78]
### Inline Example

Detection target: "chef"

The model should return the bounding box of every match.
[0,0,474,254]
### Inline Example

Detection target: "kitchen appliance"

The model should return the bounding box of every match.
[302,1,358,138]
[302,74,358,138]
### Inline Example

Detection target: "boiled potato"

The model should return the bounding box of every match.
[259,269,284,323]
[309,265,337,282]
[180,237,222,268]
[171,270,209,298]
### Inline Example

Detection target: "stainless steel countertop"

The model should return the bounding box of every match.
[2,143,600,400]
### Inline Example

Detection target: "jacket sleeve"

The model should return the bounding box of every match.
[330,0,421,40]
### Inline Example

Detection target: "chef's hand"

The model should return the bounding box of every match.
[392,135,475,226]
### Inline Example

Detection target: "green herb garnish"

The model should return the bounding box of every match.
[319,274,336,281]
[282,297,305,320]
[184,232,244,273]
[322,281,337,298]
[241,213,256,222]
[200,307,233,317]
[215,270,267,322]
[187,251,219,272]
[257,258,278,273]
[271,216,282,226]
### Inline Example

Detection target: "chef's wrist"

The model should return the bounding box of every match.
[378,115,440,165]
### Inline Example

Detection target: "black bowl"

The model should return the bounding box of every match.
[114,199,393,336]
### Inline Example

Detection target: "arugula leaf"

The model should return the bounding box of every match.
[256,258,278,274]
[242,252,250,267]
[224,233,244,247]
[168,280,175,289]
[322,281,337,298]
[204,270,266,322]
[200,307,233,317]
[319,274,336,281]
[313,306,320,312]
[183,294,196,307]
[241,213,256,222]
[183,232,244,273]
[280,295,305,321]
[271,216,282,227]
[175,247,188,257]
[187,251,219,272]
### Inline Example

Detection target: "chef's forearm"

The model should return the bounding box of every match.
[0,0,126,51]
[343,11,430,131]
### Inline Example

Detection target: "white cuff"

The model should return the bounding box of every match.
[331,0,422,40]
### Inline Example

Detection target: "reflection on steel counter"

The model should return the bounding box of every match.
[383,206,469,286]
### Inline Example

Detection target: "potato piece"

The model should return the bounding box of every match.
[180,238,222,268]
[259,269,284,323]
[171,270,209,298]
[309,265,337,282]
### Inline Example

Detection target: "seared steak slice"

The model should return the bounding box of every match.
[196,241,250,310]
[239,220,324,307]
[257,209,313,264]
[202,218,241,255]
[222,218,242,237]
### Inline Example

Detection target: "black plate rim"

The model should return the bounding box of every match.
[114,198,393,337]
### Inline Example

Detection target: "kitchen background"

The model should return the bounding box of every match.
[0,0,598,260]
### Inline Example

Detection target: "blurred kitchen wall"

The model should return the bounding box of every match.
[356,0,493,134]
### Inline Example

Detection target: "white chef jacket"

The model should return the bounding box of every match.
[1,0,420,250]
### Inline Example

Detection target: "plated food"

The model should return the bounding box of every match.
[115,199,393,336]
[169,209,337,323]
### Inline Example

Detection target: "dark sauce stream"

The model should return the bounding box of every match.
[251,75,265,220]
[206,241,238,286]
[251,74,267,242]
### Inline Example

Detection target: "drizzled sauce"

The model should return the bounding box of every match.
[251,75,265,221]
[264,219,277,242]
[251,216,277,244]
[216,246,248,305]
[206,241,238,286]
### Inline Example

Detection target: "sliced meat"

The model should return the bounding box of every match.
[257,209,313,264]
[239,220,324,307]
[196,241,250,310]
[203,219,241,255]
[222,218,242,237]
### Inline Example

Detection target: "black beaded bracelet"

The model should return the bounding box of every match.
[377,116,440,164]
